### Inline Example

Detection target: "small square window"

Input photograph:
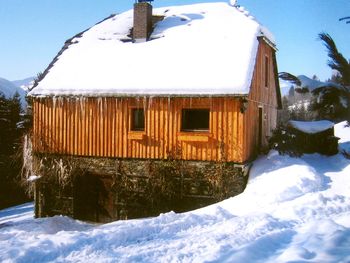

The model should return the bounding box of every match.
[131,108,145,131]
[181,109,210,131]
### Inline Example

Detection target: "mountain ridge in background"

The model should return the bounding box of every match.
[0,76,34,107]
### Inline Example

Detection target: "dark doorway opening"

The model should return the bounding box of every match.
[73,172,114,223]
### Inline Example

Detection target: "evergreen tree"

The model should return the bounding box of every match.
[0,93,11,155]
[327,72,343,85]
[9,92,23,148]
[318,33,350,123]
[311,86,348,121]
[318,33,350,86]
[0,92,28,209]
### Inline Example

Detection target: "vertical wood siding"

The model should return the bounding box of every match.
[243,39,279,161]
[32,41,280,164]
[33,97,245,162]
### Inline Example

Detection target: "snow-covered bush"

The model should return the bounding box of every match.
[269,125,302,157]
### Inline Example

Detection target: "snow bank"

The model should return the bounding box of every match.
[29,2,274,97]
[1,122,350,262]
[288,120,334,134]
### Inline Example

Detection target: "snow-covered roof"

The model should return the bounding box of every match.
[288,120,335,134]
[29,2,275,97]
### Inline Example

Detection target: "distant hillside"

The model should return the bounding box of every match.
[0,77,27,108]
[12,77,35,91]
[297,75,342,91]
[280,75,343,97]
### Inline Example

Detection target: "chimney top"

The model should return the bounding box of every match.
[133,1,153,42]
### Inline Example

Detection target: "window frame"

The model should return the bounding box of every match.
[181,108,210,132]
[130,107,145,132]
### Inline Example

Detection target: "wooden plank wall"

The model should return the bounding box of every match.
[33,97,245,162]
[243,40,279,161]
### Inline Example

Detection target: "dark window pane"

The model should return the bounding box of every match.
[131,108,145,131]
[265,56,269,87]
[181,109,210,131]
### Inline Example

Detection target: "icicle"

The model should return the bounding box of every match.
[102,98,104,114]
[22,134,33,180]
[168,96,171,112]
[209,95,213,108]
[53,96,57,109]
[136,96,140,108]
[97,97,102,115]
[143,96,147,112]
[104,97,107,114]
[148,96,153,109]
[78,97,83,116]
[58,97,63,108]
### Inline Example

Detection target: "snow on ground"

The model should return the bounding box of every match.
[1,122,350,263]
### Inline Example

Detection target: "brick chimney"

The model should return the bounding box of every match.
[133,1,153,42]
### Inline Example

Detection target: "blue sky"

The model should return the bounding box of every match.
[0,0,349,81]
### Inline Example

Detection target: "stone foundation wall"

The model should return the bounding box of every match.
[33,155,250,223]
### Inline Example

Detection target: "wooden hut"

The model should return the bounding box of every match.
[288,120,339,155]
[28,1,282,222]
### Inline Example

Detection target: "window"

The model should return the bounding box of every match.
[131,108,145,131]
[181,109,210,131]
[264,55,269,88]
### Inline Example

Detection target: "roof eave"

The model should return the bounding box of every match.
[28,93,250,99]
